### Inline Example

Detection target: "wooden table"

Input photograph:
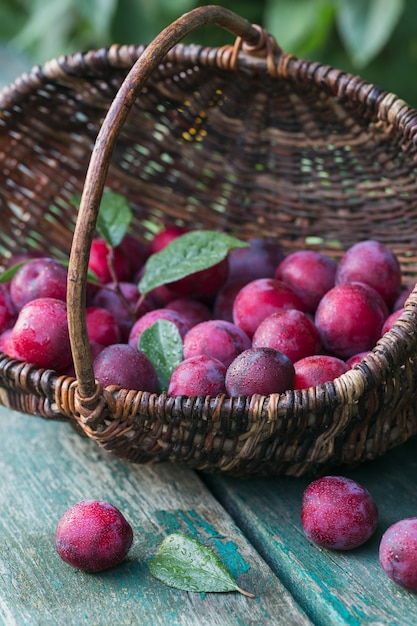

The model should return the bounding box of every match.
[0,405,416,625]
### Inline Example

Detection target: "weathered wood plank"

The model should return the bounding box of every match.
[0,407,311,626]
[204,436,417,626]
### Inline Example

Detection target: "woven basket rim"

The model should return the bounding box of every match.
[1,38,415,128]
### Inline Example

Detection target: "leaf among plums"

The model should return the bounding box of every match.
[0,261,27,283]
[96,190,133,248]
[72,190,133,249]
[138,230,249,295]
[139,320,183,392]
[148,533,255,598]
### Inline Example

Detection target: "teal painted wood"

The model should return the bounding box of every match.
[0,406,311,626]
[204,437,417,626]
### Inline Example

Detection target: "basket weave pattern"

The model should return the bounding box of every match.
[1,6,417,476]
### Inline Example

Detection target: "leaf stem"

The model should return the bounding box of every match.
[236,586,256,599]
[135,292,146,315]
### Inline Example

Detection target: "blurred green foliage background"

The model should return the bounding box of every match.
[0,0,416,106]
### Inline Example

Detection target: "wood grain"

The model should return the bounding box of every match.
[0,407,311,625]
[205,436,417,626]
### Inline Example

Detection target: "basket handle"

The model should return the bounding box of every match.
[67,5,267,405]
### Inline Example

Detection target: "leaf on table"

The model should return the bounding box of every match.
[139,320,183,392]
[138,230,248,295]
[148,532,255,598]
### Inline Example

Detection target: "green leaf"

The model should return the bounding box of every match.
[96,190,133,248]
[265,0,334,55]
[138,230,248,295]
[148,533,255,598]
[139,320,183,392]
[11,0,75,62]
[337,0,405,67]
[73,0,117,39]
[0,260,27,283]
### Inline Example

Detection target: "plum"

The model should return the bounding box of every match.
[55,500,133,572]
[232,278,305,338]
[252,309,322,362]
[167,354,227,396]
[275,250,337,314]
[183,319,251,368]
[11,297,72,371]
[293,354,349,389]
[301,476,378,550]
[88,238,130,284]
[227,238,284,282]
[93,343,158,391]
[85,307,121,347]
[225,347,295,396]
[335,239,402,309]
[314,282,387,359]
[379,518,417,591]
[10,257,68,310]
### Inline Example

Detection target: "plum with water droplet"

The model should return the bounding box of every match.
[55,500,133,572]
[225,347,295,396]
[301,476,378,550]
[379,517,417,591]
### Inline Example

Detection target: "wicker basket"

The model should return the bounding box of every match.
[1,5,417,477]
